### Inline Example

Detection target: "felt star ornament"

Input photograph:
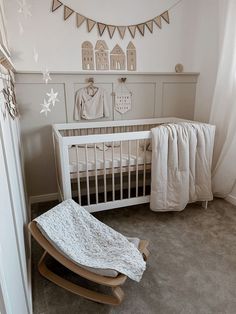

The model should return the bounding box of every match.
[42,69,52,84]
[47,89,59,106]
[40,99,51,116]
[17,0,32,18]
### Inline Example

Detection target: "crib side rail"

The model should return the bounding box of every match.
[58,130,153,211]
[53,117,187,132]
[62,131,152,146]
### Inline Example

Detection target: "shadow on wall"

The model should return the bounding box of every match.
[23,125,58,197]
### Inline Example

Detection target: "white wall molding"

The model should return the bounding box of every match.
[29,193,59,205]
[226,194,236,207]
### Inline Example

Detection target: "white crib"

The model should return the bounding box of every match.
[53,117,207,213]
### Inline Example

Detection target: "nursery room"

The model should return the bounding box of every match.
[1,0,236,313]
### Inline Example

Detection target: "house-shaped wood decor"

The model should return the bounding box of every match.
[127,41,136,71]
[95,40,109,70]
[82,41,94,70]
[110,45,125,70]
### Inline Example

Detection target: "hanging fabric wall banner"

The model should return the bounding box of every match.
[52,0,62,12]
[153,16,162,29]
[97,23,106,36]
[64,6,74,20]
[118,26,126,39]
[87,19,96,32]
[128,25,136,38]
[50,0,182,38]
[76,13,85,27]
[107,25,116,39]
[146,20,153,33]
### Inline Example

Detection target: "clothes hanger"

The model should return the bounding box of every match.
[87,78,98,97]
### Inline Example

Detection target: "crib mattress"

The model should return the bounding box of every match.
[69,142,152,173]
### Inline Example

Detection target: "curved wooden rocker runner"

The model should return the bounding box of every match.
[29,221,150,305]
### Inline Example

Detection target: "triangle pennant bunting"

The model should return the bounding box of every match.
[146,20,153,33]
[52,0,63,12]
[107,25,116,39]
[118,26,126,39]
[87,19,96,32]
[137,23,145,36]
[128,25,136,38]
[64,6,74,20]
[153,16,162,29]
[51,1,171,38]
[76,13,85,27]
[161,11,170,24]
[97,23,106,36]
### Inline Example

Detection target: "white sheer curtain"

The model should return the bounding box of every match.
[209,0,236,197]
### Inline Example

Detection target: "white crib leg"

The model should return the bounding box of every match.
[202,201,208,209]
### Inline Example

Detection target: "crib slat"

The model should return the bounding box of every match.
[136,139,139,197]
[94,144,98,204]
[128,140,131,199]
[103,142,107,203]
[76,145,81,205]
[143,139,146,196]
[112,142,115,201]
[120,141,123,200]
[85,144,90,205]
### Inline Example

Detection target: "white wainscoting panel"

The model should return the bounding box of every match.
[15,72,199,199]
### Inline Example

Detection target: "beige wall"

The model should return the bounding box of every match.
[3,0,221,199]
[4,0,220,120]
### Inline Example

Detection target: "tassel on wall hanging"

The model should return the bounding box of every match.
[50,0,183,39]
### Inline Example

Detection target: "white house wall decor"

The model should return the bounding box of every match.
[95,40,109,70]
[50,0,182,38]
[110,45,125,70]
[127,42,136,71]
[82,41,94,70]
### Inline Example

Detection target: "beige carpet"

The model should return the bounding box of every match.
[31,199,236,314]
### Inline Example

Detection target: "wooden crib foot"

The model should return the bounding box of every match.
[38,252,125,305]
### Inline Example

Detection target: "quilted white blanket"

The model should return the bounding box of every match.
[34,199,146,282]
[150,122,215,211]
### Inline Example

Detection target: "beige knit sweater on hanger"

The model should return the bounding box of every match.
[74,87,109,120]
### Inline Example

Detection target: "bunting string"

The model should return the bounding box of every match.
[51,0,183,39]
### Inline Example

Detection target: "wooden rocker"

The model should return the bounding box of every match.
[29,221,150,305]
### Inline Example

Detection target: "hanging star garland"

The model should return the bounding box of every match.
[15,1,60,118]
[39,89,60,116]
[40,99,51,116]
[42,69,52,84]
[47,88,59,106]
[17,0,32,18]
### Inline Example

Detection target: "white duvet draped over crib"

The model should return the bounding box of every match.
[150,123,215,211]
